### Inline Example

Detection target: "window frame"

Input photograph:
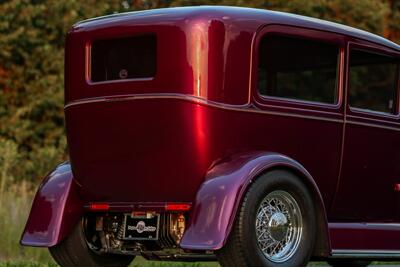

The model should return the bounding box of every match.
[346,41,400,119]
[252,25,345,113]
[86,33,158,85]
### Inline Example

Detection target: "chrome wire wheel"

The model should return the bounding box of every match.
[255,190,303,263]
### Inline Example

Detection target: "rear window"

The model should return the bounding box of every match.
[90,35,156,82]
[258,35,339,104]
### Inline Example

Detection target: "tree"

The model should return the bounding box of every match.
[385,0,400,44]
[0,0,126,182]
[0,0,398,184]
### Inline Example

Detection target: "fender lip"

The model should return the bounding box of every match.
[180,151,329,251]
[20,162,83,247]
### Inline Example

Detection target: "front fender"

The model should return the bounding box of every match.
[20,162,83,247]
[180,151,329,254]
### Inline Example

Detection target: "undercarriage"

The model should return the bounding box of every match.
[83,212,216,261]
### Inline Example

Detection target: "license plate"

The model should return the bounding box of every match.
[123,213,160,240]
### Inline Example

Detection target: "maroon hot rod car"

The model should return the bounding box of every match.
[21,6,400,267]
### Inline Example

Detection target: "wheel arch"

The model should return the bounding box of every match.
[180,151,331,257]
[20,162,83,247]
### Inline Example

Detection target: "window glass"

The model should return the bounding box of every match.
[258,35,339,104]
[349,49,399,114]
[91,35,156,82]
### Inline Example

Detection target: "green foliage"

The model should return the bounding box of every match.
[0,138,18,193]
[0,263,57,267]
[247,0,389,33]
[0,1,398,264]
[0,0,398,185]
[0,0,128,183]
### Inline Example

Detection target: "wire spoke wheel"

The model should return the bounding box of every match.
[217,170,316,267]
[255,190,303,263]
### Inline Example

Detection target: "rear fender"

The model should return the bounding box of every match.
[20,162,83,247]
[180,151,330,256]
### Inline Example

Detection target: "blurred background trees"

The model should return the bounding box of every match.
[0,0,399,186]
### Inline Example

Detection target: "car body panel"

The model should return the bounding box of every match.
[21,6,400,256]
[180,151,330,255]
[330,42,400,221]
[20,163,83,247]
[329,223,400,251]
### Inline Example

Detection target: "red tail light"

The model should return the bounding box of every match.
[165,203,191,211]
[89,203,110,211]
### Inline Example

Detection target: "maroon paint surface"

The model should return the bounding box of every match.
[21,6,400,252]
[180,151,328,250]
[20,163,83,246]
[329,223,400,250]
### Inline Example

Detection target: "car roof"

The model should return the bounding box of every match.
[75,6,400,51]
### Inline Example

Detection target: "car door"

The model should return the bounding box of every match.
[253,25,345,210]
[332,42,400,221]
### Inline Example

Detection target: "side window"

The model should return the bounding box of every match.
[258,35,340,104]
[349,49,399,114]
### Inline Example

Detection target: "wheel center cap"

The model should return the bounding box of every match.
[268,212,288,241]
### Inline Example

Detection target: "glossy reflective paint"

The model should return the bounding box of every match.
[65,6,351,205]
[65,6,399,105]
[65,96,342,208]
[65,7,254,105]
[20,163,83,247]
[23,6,400,253]
[330,41,400,220]
[180,151,330,253]
[329,223,400,251]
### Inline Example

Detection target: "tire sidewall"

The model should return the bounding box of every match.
[50,218,134,267]
[240,170,316,267]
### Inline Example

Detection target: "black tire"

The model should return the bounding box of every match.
[327,259,371,267]
[216,170,317,267]
[49,219,134,267]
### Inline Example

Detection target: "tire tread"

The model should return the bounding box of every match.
[216,170,316,267]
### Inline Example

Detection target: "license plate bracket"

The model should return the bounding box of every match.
[123,213,160,240]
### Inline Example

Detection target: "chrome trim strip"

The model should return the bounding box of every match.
[257,102,342,117]
[347,114,400,126]
[347,120,400,132]
[363,223,400,227]
[331,249,400,258]
[349,106,400,120]
[257,94,340,109]
[329,222,400,229]
[65,93,343,124]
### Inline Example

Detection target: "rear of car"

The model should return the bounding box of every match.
[63,10,215,262]
[26,6,399,267]
[65,12,204,203]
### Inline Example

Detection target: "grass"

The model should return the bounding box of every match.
[0,182,54,263]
